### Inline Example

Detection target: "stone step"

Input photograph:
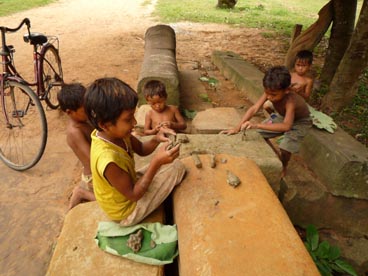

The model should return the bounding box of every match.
[46,202,165,276]
[173,154,320,276]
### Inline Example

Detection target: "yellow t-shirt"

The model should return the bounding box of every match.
[90,129,137,220]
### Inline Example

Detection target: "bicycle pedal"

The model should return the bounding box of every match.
[12,110,25,118]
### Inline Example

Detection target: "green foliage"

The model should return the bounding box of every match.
[182,109,197,119]
[0,0,55,17]
[304,225,358,276]
[155,0,324,36]
[331,69,368,147]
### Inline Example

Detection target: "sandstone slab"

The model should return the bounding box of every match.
[46,202,164,276]
[173,154,319,276]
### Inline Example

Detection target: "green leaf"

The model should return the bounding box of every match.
[327,245,340,261]
[329,263,346,274]
[183,109,197,119]
[308,105,337,133]
[199,76,209,82]
[198,93,210,102]
[306,224,319,251]
[316,241,330,259]
[316,260,333,276]
[334,259,358,276]
[208,77,219,86]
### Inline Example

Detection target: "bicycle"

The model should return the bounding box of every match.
[0,18,63,171]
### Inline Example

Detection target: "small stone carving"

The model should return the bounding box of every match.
[192,154,202,168]
[210,154,216,168]
[177,134,189,143]
[126,229,143,253]
[242,129,247,141]
[226,170,241,187]
[166,134,180,150]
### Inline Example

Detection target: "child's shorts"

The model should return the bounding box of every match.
[257,113,312,153]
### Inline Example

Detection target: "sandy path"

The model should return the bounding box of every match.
[0,1,288,275]
[0,1,156,275]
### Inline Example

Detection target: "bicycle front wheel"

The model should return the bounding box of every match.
[41,44,63,109]
[0,81,47,171]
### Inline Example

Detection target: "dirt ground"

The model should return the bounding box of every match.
[0,0,298,275]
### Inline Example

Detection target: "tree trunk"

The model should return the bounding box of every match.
[319,0,357,87]
[217,0,237,9]
[285,1,333,70]
[321,0,368,113]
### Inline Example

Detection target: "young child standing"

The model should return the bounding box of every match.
[221,66,312,177]
[84,77,186,226]
[290,50,314,102]
[57,83,96,210]
[143,80,187,135]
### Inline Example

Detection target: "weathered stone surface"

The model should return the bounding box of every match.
[173,154,319,276]
[191,107,243,134]
[178,132,282,193]
[137,25,179,106]
[211,50,264,103]
[46,202,164,276]
[281,159,368,237]
[300,127,368,199]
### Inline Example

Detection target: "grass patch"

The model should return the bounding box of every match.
[0,0,55,17]
[155,0,324,35]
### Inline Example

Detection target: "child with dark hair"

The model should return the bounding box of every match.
[84,77,186,226]
[221,66,312,177]
[143,80,186,135]
[57,83,96,210]
[290,50,314,101]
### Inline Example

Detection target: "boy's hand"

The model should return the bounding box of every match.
[160,121,172,128]
[153,142,180,165]
[219,128,240,135]
[241,121,257,130]
[155,126,176,143]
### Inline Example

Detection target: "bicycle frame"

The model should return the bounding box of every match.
[0,18,61,170]
[1,28,60,101]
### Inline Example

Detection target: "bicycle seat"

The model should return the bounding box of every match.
[23,33,47,45]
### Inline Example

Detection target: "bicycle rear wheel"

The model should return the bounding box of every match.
[41,44,63,109]
[0,81,47,171]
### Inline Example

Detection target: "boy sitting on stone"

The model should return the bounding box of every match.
[221,66,312,177]
[143,80,187,135]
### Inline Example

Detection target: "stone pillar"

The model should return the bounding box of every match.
[137,25,179,106]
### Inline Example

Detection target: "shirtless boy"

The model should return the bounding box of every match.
[143,80,187,135]
[221,66,312,177]
[290,50,314,101]
[57,83,96,209]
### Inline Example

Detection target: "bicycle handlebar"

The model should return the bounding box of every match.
[0,18,31,34]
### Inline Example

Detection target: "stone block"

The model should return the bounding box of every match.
[191,107,243,134]
[173,154,319,276]
[211,50,264,103]
[280,159,368,237]
[178,133,282,194]
[300,127,368,199]
[46,202,164,276]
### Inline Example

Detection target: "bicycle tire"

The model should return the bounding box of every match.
[0,81,47,171]
[40,44,63,109]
